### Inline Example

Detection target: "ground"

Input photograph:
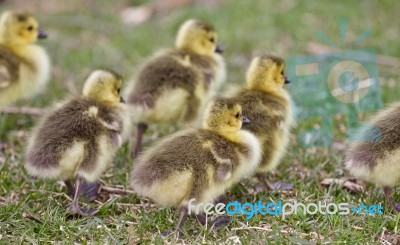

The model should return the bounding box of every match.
[1,0,400,244]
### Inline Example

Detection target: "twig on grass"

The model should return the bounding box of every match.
[231,226,273,232]
[22,212,43,224]
[232,221,273,232]
[101,185,136,195]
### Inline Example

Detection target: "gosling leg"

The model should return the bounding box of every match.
[69,176,98,216]
[384,186,400,213]
[175,207,188,232]
[133,122,148,157]
[161,207,188,238]
[64,180,75,197]
[256,173,274,190]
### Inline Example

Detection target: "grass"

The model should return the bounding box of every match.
[1,0,400,244]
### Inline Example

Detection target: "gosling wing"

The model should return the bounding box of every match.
[0,45,21,89]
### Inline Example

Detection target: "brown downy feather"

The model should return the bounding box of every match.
[0,44,27,83]
[26,98,123,173]
[130,98,261,208]
[345,103,400,186]
[25,70,129,182]
[132,129,247,200]
[233,55,292,173]
[0,11,50,109]
[128,50,217,122]
[126,19,225,125]
[237,89,289,169]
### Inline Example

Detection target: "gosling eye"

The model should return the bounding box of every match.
[235,112,240,118]
[27,25,33,31]
[209,37,215,43]
[117,89,121,94]
[280,70,284,76]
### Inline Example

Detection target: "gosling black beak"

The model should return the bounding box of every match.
[284,76,290,84]
[38,30,48,39]
[242,116,250,125]
[215,44,224,54]
[120,97,125,103]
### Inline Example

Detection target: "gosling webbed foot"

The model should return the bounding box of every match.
[268,181,294,191]
[79,181,101,202]
[67,176,98,217]
[195,214,230,229]
[256,174,293,192]
[256,173,274,191]
[68,203,98,217]
[64,180,101,202]
[195,214,207,226]
[394,203,400,213]
[214,195,229,205]
[211,216,230,230]
[160,230,184,239]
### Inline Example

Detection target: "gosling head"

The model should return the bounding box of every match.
[203,98,250,136]
[0,11,47,46]
[175,19,223,57]
[82,69,125,106]
[246,55,290,93]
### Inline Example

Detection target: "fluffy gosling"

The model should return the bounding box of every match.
[0,11,50,109]
[345,103,400,212]
[130,98,261,234]
[25,69,130,216]
[126,19,226,156]
[232,55,292,190]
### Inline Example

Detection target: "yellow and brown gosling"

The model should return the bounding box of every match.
[25,69,131,216]
[0,10,50,109]
[130,97,261,235]
[125,19,226,157]
[230,54,293,190]
[345,102,400,212]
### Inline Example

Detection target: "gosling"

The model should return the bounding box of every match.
[231,55,292,190]
[25,69,130,216]
[126,19,226,156]
[0,11,50,109]
[130,97,261,234]
[345,102,400,212]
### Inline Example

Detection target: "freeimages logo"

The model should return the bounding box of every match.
[286,19,382,147]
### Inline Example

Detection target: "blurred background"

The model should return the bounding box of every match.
[1,0,400,243]
[1,0,399,142]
